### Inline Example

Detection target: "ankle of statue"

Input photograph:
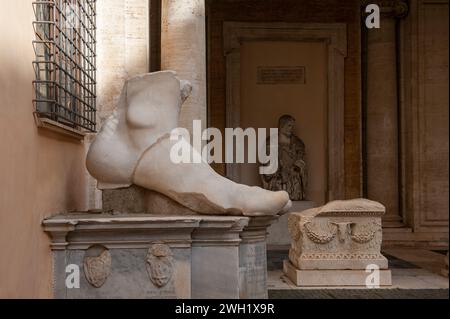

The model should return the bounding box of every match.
[131,133,172,182]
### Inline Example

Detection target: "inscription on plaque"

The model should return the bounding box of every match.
[239,243,267,298]
[257,66,305,84]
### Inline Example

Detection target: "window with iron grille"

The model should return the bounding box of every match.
[33,0,96,132]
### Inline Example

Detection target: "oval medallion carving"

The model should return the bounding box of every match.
[146,243,173,288]
[83,245,111,288]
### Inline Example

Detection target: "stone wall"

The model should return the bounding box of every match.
[0,0,150,297]
[0,0,88,298]
[89,0,149,209]
[96,0,149,123]
[386,0,449,247]
[161,0,207,134]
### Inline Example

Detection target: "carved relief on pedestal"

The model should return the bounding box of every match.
[83,245,112,288]
[301,220,381,245]
[146,243,174,288]
[303,221,337,244]
[350,221,380,244]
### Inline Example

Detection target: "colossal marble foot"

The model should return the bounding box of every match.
[86,71,291,216]
[133,134,291,216]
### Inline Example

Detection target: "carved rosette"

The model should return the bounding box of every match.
[146,243,174,288]
[83,246,112,288]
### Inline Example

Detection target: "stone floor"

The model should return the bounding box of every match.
[268,289,449,299]
[267,248,449,298]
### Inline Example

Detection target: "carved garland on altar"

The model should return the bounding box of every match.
[301,221,380,244]
[303,222,337,244]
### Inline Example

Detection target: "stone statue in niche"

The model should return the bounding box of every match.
[261,115,307,201]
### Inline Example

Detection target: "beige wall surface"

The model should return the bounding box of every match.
[97,0,149,123]
[239,41,327,205]
[0,1,89,298]
[161,0,207,134]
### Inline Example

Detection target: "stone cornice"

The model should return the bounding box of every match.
[42,213,254,249]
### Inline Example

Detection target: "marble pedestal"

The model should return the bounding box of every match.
[283,199,392,287]
[43,213,276,298]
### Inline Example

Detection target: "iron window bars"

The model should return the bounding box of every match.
[33,0,96,132]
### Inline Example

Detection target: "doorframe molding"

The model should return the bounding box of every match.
[223,22,347,201]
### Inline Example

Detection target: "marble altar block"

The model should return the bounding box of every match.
[283,199,392,287]
[43,213,276,298]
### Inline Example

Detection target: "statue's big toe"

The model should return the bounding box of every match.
[239,187,291,216]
